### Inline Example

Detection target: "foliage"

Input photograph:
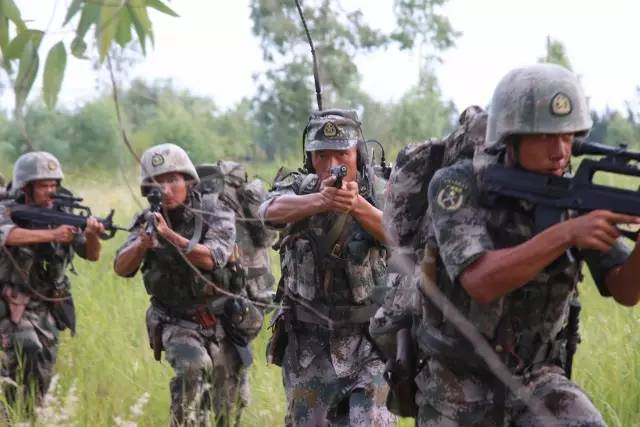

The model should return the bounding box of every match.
[538,35,573,70]
[0,0,177,115]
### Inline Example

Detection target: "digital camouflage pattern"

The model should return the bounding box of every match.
[485,64,592,152]
[415,157,629,426]
[372,106,486,363]
[260,171,394,426]
[303,109,364,152]
[11,152,64,194]
[116,190,239,426]
[0,193,88,406]
[197,160,277,425]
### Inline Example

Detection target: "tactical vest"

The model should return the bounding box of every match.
[417,174,580,374]
[279,173,387,309]
[141,192,215,309]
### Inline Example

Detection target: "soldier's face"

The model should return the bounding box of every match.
[510,133,574,176]
[27,180,58,208]
[311,147,358,181]
[154,172,189,209]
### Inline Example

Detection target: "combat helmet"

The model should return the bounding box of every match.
[139,143,199,195]
[12,151,64,192]
[485,63,592,153]
[302,109,367,172]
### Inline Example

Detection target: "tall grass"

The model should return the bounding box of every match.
[3,171,640,426]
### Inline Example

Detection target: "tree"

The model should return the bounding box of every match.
[250,0,459,160]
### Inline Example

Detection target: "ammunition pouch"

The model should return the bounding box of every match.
[211,263,246,294]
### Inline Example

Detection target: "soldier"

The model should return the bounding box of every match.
[198,160,277,427]
[0,152,104,410]
[114,143,250,427]
[261,109,395,426]
[415,63,640,426]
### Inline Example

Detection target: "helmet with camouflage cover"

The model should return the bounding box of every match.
[139,143,199,195]
[485,63,592,153]
[12,151,64,192]
[303,109,364,152]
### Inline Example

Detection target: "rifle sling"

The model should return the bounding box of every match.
[185,195,203,255]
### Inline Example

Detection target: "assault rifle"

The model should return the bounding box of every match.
[9,192,127,239]
[482,140,640,240]
[330,164,347,188]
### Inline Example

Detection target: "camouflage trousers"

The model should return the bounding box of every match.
[415,359,606,427]
[147,306,250,427]
[0,304,60,407]
[282,330,396,427]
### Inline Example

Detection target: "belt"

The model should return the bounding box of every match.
[293,303,377,328]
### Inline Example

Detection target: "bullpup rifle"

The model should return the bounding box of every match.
[482,140,640,240]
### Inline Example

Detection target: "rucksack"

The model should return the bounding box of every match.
[196,161,277,304]
[370,105,488,417]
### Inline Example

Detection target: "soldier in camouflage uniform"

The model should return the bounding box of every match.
[0,152,104,409]
[260,109,395,426]
[198,160,277,427]
[415,63,640,426]
[114,143,248,427]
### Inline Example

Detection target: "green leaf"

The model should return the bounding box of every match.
[76,2,100,40]
[127,5,148,54]
[0,0,25,31]
[63,0,84,26]
[14,40,39,114]
[70,36,87,59]
[147,0,179,17]
[43,42,67,109]
[97,3,123,62]
[115,8,132,47]
[5,29,43,60]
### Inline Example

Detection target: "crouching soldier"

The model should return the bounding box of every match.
[114,143,259,426]
[0,152,104,412]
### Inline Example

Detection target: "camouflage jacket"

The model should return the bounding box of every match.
[421,158,629,374]
[116,191,236,310]
[0,198,88,296]
[259,171,388,376]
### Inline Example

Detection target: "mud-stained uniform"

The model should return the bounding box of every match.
[415,159,628,426]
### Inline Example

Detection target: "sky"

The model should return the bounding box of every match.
[11,0,640,114]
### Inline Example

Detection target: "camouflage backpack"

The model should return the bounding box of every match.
[196,161,277,305]
[370,105,488,417]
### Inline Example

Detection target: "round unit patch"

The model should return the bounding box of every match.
[151,153,164,167]
[550,92,572,116]
[47,160,58,171]
[322,122,338,137]
[436,182,465,211]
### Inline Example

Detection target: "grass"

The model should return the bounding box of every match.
[3,169,640,426]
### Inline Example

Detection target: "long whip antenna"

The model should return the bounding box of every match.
[294,0,323,110]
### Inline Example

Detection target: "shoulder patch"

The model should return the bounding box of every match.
[436,181,467,211]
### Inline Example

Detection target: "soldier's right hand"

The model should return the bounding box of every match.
[319,176,358,214]
[566,210,640,252]
[51,225,77,243]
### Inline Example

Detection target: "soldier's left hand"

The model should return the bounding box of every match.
[320,179,359,214]
[84,217,105,237]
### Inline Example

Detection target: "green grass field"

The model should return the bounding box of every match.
[6,174,640,426]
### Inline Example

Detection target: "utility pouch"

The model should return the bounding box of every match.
[266,309,288,367]
[51,293,76,335]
